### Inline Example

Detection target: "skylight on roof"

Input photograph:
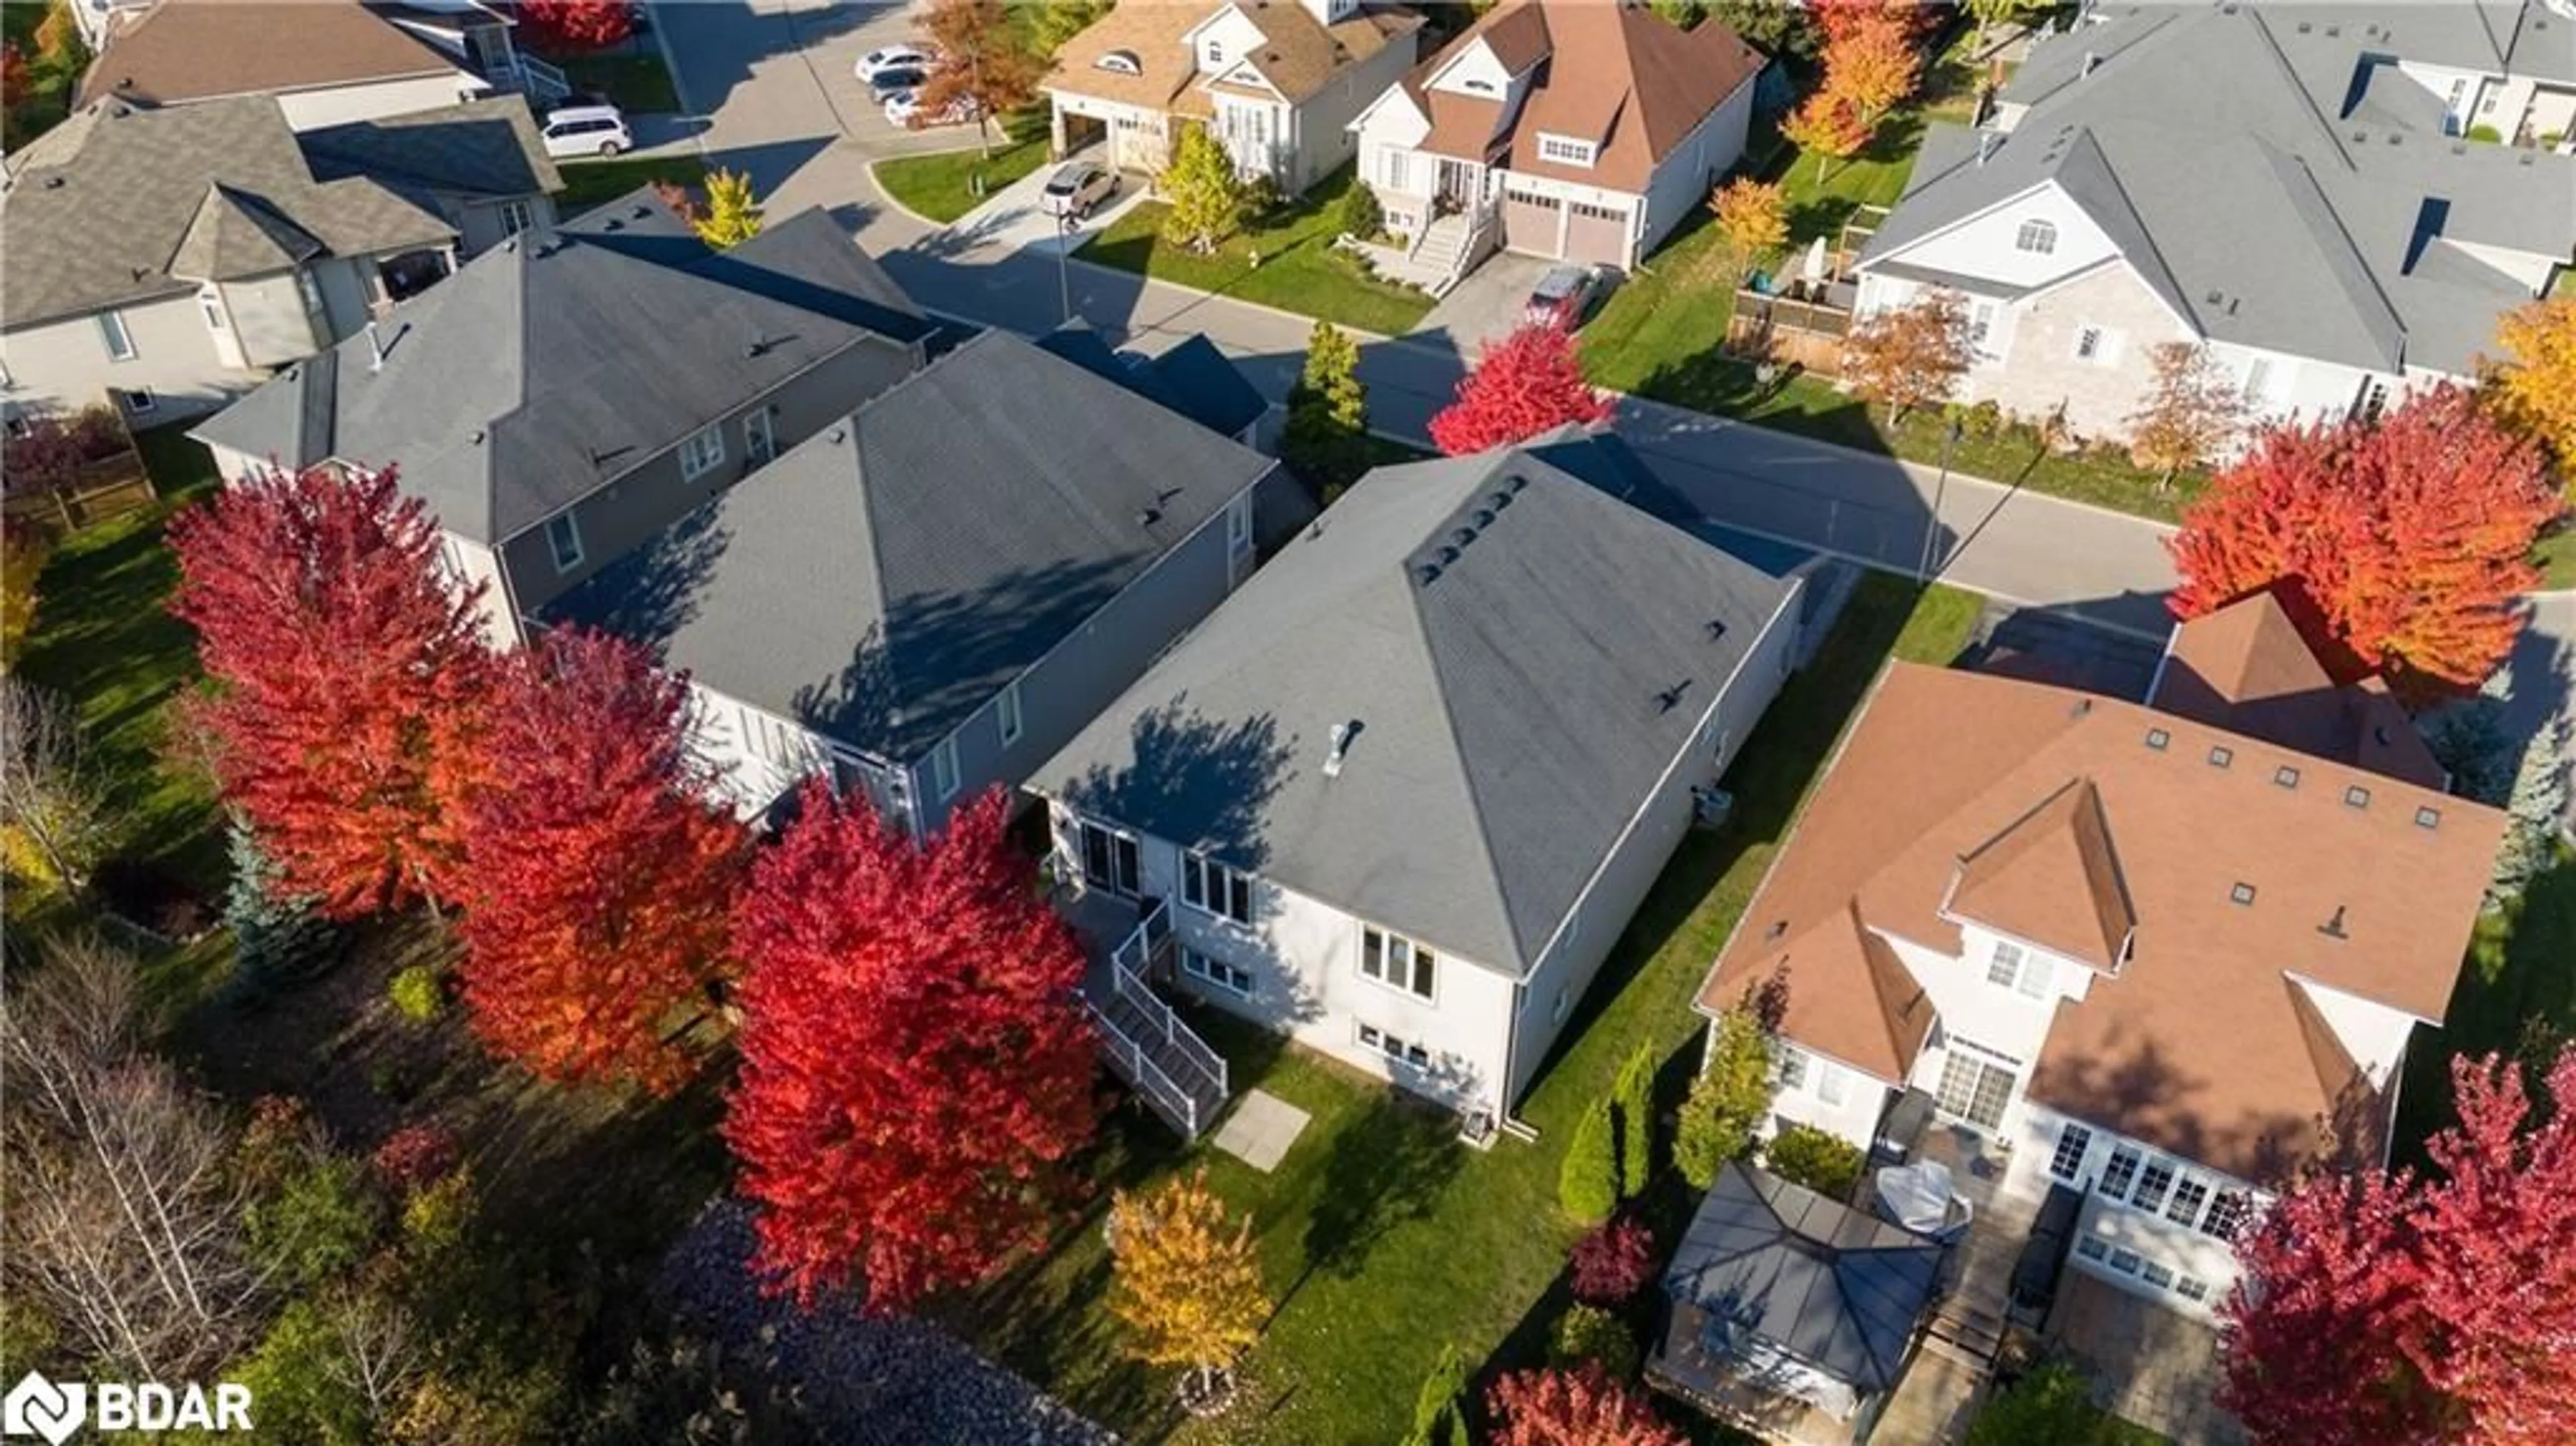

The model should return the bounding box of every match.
[2207,746,2233,769]
[2344,785,2371,810]
[2230,883,2257,906]
[2273,765,2300,789]
[2144,728,2170,751]
[2415,806,2441,830]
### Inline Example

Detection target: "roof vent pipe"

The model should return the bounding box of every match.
[2080,50,2100,77]
[1977,131,2003,166]
[365,321,385,373]
[1323,722,1354,779]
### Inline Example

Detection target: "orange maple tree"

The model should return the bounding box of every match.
[2167,383,2561,697]
[1780,90,1870,182]
[1488,1365,1686,1446]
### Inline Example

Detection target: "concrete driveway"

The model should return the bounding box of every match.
[645,0,989,218]
[1417,252,1555,353]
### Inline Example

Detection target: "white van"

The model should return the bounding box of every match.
[541,105,633,159]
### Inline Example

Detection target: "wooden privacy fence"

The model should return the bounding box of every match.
[4,442,156,537]
[1727,290,1854,378]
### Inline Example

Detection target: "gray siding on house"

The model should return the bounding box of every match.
[1503,572,1803,1102]
[908,471,1283,837]
[496,333,926,620]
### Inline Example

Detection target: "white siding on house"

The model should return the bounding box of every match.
[273,72,486,131]
[1881,180,2125,292]
[1766,1040,1892,1146]
[1049,805,1522,1113]
[2290,975,2424,1091]
[1,293,263,422]
[1426,36,1519,99]
[2007,1101,2265,1321]
[1635,70,1759,262]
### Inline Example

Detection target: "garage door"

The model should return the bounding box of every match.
[1564,200,1631,268]
[1501,187,1562,257]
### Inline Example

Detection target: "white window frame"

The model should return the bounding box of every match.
[1536,133,1595,166]
[1181,850,1253,926]
[1776,1044,1809,1092]
[2241,355,2273,405]
[1381,146,1411,194]
[1226,493,1252,553]
[545,512,584,571]
[1815,1058,1850,1106]
[1935,1050,2016,1129]
[2015,217,2057,254]
[498,199,534,236]
[2074,325,2104,362]
[997,680,1024,745]
[2165,1174,2210,1228]
[1988,940,2056,1001]
[930,736,961,801]
[679,423,726,482]
[743,404,777,467]
[98,310,137,361]
[1985,938,2025,988]
[1181,946,1253,997]
[1360,924,1436,1002]
[2098,1144,2143,1200]
[2131,1158,2178,1214]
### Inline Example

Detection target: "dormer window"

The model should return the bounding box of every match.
[1537,133,1595,167]
[1095,48,1142,74]
[1462,77,1496,94]
[1205,40,1224,66]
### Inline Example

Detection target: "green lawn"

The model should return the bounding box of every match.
[2535,522,2576,590]
[944,573,1981,1445]
[1079,164,1436,336]
[2393,843,2576,1162]
[549,50,680,113]
[1968,1360,2174,1446]
[555,154,709,216]
[873,136,1051,223]
[1580,38,2204,525]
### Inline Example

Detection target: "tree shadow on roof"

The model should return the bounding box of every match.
[789,555,1136,760]
[548,492,735,653]
[1057,697,1298,872]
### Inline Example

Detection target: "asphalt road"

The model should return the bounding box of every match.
[646,0,2576,759]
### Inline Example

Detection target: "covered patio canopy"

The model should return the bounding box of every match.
[1664,1161,1944,1398]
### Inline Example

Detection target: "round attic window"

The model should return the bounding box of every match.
[1096,49,1142,75]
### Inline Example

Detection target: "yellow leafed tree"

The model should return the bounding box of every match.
[1707,178,1788,269]
[1108,1169,1269,1412]
[2485,296,2576,487]
[692,168,764,249]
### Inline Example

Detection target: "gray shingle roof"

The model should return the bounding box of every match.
[1864,3,2575,376]
[1663,1162,1943,1394]
[1034,432,1802,979]
[1034,322,1268,440]
[193,202,927,544]
[297,97,563,199]
[1,95,549,328]
[543,329,1276,761]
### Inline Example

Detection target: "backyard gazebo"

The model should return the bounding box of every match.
[1650,1162,1943,1441]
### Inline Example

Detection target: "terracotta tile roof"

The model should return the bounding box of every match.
[1945,778,2137,973]
[1698,662,2502,1184]
[1046,1,1418,112]
[1400,0,1767,194]
[78,0,466,109]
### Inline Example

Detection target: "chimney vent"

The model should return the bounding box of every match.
[1323,722,1354,779]
[2080,50,2100,76]
[1978,131,2003,166]
[2318,905,2349,939]
[366,321,386,373]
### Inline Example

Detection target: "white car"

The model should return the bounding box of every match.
[855,44,933,82]
[881,89,977,129]
[540,105,632,159]
[1038,160,1118,219]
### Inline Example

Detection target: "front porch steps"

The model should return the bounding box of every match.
[1371,209,1493,296]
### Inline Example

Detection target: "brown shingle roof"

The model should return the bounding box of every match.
[2155,588,2448,790]
[1945,777,2137,973]
[78,0,468,109]
[1401,0,1767,193]
[1698,662,2502,1183]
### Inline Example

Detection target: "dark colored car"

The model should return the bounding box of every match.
[1523,264,1605,331]
[868,65,927,98]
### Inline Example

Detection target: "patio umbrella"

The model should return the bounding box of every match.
[1799,235,1830,288]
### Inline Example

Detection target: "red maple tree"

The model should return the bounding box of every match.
[2220,1048,2576,1446]
[1428,322,1613,457]
[517,0,633,52]
[723,781,1099,1313]
[168,464,488,919]
[2167,384,2561,698]
[441,628,749,1094]
[1488,1364,1686,1446]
